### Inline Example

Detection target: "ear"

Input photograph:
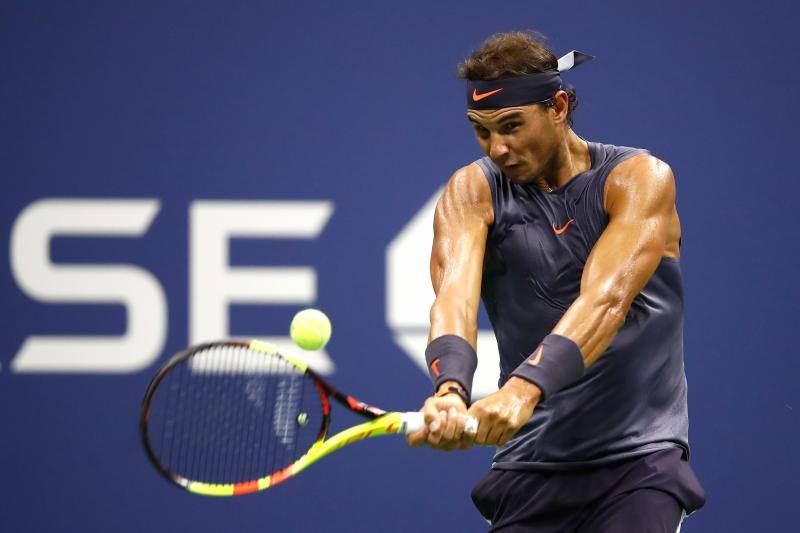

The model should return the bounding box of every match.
[550,90,570,125]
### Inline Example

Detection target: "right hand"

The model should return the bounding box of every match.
[405,386,470,451]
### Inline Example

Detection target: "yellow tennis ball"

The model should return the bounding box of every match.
[290,309,332,351]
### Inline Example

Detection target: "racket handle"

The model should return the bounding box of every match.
[401,412,479,435]
[401,412,425,434]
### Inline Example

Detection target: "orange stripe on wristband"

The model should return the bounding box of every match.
[430,358,442,377]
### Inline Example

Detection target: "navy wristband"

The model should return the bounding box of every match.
[509,334,585,401]
[424,335,478,403]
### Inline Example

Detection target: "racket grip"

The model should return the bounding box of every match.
[401,412,479,435]
[401,412,425,434]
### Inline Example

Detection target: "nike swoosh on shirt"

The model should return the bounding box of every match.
[552,219,574,235]
[472,88,504,101]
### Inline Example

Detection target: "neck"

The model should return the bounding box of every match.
[535,129,590,191]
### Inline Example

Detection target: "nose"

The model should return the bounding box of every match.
[487,134,509,162]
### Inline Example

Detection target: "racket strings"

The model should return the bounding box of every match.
[146,344,324,485]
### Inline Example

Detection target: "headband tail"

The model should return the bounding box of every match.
[557,51,594,72]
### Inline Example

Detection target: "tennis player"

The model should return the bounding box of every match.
[406,31,706,531]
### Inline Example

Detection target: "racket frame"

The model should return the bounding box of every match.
[140,339,416,497]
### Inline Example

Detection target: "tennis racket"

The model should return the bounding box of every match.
[139,339,478,496]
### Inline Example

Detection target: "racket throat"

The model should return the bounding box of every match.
[298,412,406,465]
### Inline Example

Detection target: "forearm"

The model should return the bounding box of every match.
[428,294,479,348]
[551,289,629,366]
[551,219,665,367]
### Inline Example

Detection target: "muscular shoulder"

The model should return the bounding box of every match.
[604,153,676,217]
[436,162,494,226]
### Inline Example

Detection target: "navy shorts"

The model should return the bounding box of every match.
[471,448,706,532]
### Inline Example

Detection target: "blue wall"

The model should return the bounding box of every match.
[1,1,798,531]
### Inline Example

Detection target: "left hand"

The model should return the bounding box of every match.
[405,390,469,451]
[462,377,541,448]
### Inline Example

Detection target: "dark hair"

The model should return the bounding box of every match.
[457,31,579,126]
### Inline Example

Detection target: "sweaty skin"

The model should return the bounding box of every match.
[406,90,681,450]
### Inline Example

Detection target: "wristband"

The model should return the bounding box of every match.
[509,334,585,401]
[424,334,478,404]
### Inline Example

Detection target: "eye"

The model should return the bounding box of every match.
[501,122,520,134]
[473,125,490,138]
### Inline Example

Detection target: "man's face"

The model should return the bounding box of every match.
[466,103,559,184]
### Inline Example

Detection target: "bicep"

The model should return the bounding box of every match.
[580,156,676,301]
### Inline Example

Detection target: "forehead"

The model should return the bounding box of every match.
[466,105,539,124]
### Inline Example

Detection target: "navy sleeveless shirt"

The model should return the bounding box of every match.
[478,141,690,471]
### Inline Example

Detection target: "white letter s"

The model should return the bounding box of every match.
[10,199,167,373]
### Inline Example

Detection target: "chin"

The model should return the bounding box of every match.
[505,168,536,184]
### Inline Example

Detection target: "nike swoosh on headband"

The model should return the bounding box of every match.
[472,88,504,101]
